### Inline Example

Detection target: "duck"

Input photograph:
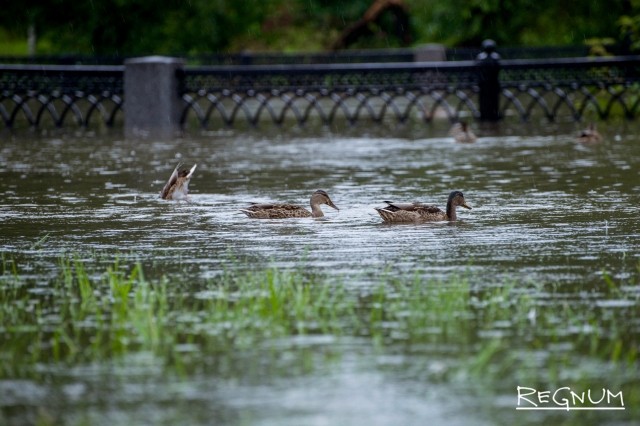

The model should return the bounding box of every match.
[576,123,602,144]
[375,191,471,223]
[449,121,477,143]
[160,163,197,201]
[240,190,339,219]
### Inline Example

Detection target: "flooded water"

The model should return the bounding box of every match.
[2,122,639,283]
[1,120,640,425]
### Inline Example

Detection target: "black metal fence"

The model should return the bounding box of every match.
[180,61,479,127]
[180,55,640,128]
[0,45,599,66]
[2,47,640,131]
[0,64,123,128]
[499,56,640,121]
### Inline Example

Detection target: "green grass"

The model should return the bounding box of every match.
[0,254,638,408]
[0,255,358,374]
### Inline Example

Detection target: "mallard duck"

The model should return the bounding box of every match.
[240,190,339,219]
[449,121,477,143]
[160,163,197,201]
[576,123,602,144]
[375,191,471,222]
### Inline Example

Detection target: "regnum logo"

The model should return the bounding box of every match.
[516,386,625,411]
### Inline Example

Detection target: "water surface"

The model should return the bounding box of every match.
[2,122,638,283]
[1,121,639,425]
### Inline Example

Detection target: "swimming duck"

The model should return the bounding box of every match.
[576,123,602,144]
[449,121,477,143]
[240,190,339,219]
[375,191,471,222]
[160,163,197,201]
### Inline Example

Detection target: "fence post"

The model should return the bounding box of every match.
[476,39,501,121]
[124,56,184,139]
[414,44,447,62]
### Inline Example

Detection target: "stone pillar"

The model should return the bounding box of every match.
[124,56,184,139]
[414,44,447,62]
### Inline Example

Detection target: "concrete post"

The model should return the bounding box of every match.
[414,44,446,62]
[124,56,184,139]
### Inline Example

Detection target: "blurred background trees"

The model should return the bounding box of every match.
[0,0,638,55]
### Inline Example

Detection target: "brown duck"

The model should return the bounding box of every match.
[375,191,471,222]
[576,123,602,144]
[449,121,477,143]
[241,190,339,219]
[160,163,197,201]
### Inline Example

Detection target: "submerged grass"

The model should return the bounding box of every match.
[0,256,475,374]
[1,254,639,414]
[0,255,360,375]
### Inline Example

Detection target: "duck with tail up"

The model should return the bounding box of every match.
[241,190,339,219]
[375,191,472,223]
[160,163,197,201]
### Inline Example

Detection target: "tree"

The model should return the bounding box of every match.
[409,0,627,47]
[332,0,412,50]
[0,0,634,55]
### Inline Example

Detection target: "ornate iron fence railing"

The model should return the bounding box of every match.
[0,45,599,65]
[0,64,124,129]
[2,52,640,131]
[499,56,640,121]
[180,61,480,127]
[180,55,640,128]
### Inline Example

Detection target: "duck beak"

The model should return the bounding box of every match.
[327,199,339,210]
[462,202,472,210]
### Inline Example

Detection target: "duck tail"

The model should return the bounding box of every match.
[186,164,197,179]
[160,164,181,199]
[374,207,394,222]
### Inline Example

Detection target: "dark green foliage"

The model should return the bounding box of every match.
[0,0,637,54]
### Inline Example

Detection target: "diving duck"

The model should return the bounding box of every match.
[160,163,197,201]
[576,123,602,144]
[449,121,477,143]
[240,190,339,219]
[375,191,471,223]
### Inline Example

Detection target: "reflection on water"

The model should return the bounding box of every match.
[1,121,639,425]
